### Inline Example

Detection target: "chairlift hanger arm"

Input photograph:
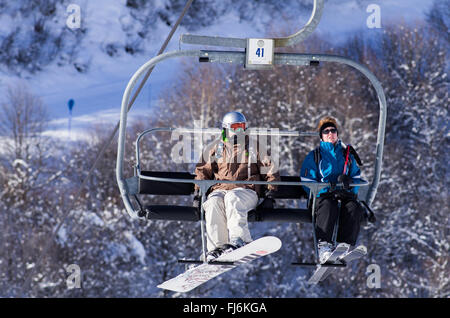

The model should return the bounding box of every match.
[180,0,324,48]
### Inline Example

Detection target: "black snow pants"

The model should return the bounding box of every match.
[314,193,364,246]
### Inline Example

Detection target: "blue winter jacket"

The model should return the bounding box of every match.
[300,140,361,197]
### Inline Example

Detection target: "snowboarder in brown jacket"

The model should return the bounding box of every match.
[195,111,280,261]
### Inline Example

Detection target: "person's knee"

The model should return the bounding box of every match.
[343,200,364,219]
[202,196,225,220]
[316,198,339,215]
[224,189,257,208]
[204,195,224,208]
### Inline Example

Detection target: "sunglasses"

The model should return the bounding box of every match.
[322,128,337,135]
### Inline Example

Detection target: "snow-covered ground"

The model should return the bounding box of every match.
[0,0,435,140]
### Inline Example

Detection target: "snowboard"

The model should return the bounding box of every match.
[157,236,282,293]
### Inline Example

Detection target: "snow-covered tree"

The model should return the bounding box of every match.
[0,0,86,74]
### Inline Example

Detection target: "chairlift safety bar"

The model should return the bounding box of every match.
[135,127,318,170]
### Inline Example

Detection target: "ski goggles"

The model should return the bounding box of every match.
[322,128,337,135]
[229,122,246,132]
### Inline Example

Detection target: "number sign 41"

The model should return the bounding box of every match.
[245,38,274,69]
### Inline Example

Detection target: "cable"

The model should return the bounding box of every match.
[20,0,194,296]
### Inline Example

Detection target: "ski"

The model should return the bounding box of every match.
[157,236,282,293]
[319,245,367,282]
[307,243,349,284]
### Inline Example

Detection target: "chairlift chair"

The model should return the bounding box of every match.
[116,0,386,265]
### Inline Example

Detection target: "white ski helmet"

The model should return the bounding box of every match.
[221,111,247,129]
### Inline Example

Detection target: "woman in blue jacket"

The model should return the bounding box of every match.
[300,116,364,263]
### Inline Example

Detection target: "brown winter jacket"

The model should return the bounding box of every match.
[194,135,280,196]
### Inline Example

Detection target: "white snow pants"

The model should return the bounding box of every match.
[202,188,258,252]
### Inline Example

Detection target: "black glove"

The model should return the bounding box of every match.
[259,189,276,210]
[332,189,356,201]
[337,174,352,190]
[265,189,276,199]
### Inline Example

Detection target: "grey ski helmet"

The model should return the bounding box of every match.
[221,111,247,129]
